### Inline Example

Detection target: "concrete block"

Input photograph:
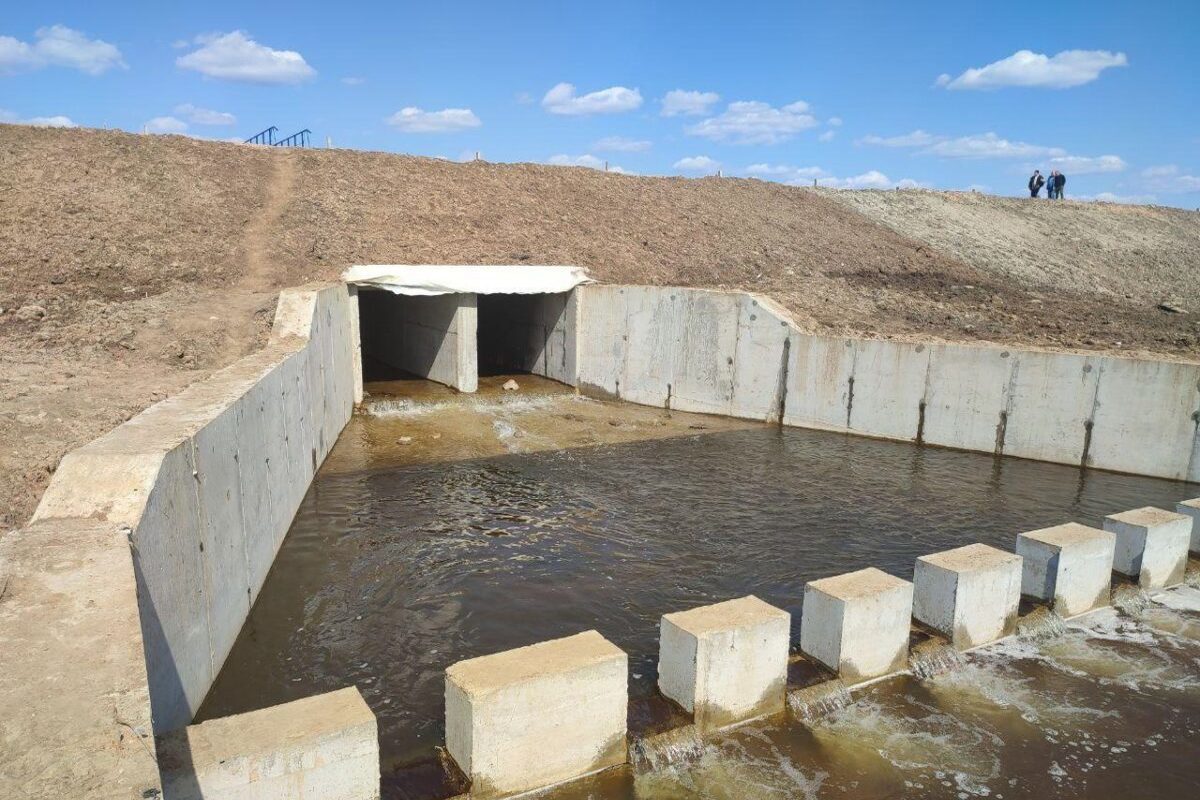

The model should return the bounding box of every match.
[913,544,1022,650]
[1103,507,1191,589]
[1174,499,1200,555]
[575,285,628,397]
[445,631,627,798]
[800,568,913,683]
[1016,523,1115,617]
[159,687,378,800]
[658,595,789,731]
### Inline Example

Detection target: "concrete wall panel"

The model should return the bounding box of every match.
[1089,358,1200,479]
[784,335,855,431]
[671,291,737,416]
[731,296,791,421]
[847,339,929,442]
[1002,351,1099,464]
[922,344,1015,454]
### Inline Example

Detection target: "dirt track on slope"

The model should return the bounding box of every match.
[1,125,1198,527]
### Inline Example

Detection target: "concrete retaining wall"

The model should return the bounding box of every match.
[576,285,1200,480]
[358,289,477,392]
[31,283,357,735]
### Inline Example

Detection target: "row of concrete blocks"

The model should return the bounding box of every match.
[161,501,1198,800]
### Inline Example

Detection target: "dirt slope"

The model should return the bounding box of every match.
[2,124,1198,526]
[826,188,1200,309]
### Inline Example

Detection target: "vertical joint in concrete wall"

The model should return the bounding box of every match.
[445,631,627,799]
[775,336,791,425]
[1080,419,1095,468]
[994,409,1009,455]
[916,400,927,445]
[658,596,790,732]
[845,375,855,428]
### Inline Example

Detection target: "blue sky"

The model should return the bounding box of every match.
[3,1,1198,206]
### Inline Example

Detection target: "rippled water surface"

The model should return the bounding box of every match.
[199,391,1199,796]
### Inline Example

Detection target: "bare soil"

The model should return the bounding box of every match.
[2,124,1198,527]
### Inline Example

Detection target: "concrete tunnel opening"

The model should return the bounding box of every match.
[350,265,589,393]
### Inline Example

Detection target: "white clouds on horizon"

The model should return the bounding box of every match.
[1085,192,1157,205]
[686,100,817,145]
[174,103,235,126]
[1046,154,1126,174]
[176,31,315,84]
[860,129,1066,159]
[937,49,1127,90]
[745,163,921,190]
[0,25,126,76]
[144,115,188,134]
[0,109,77,127]
[593,135,651,152]
[542,83,642,115]
[661,89,719,117]
[1140,165,1200,194]
[673,155,720,172]
[546,154,634,174]
[386,107,481,133]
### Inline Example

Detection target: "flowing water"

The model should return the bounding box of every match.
[198,378,1200,798]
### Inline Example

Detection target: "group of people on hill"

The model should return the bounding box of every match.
[1028,169,1066,199]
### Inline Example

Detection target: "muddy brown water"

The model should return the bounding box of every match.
[199,377,1200,798]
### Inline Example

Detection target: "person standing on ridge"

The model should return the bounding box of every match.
[1028,170,1045,198]
[1054,170,1066,200]
[1045,170,1058,199]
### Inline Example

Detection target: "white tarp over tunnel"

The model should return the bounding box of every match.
[343,264,594,296]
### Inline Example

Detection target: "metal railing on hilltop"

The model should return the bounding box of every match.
[244,126,278,145]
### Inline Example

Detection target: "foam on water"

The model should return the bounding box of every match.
[364,393,571,418]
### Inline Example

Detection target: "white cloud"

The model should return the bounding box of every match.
[661,89,720,117]
[818,130,835,142]
[1085,192,1157,205]
[173,103,236,126]
[386,107,481,133]
[0,109,76,127]
[1140,165,1200,194]
[745,163,828,182]
[341,76,366,86]
[673,156,720,172]
[827,117,843,127]
[176,31,315,85]
[925,133,1065,159]
[937,49,1127,90]
[822,171,923,190]
[745,163,920,189]
[1046,154,1126,174]
[0,25,125,76]
[542,82,642,115]
[686,100,817,145]
[546,154,633,174]
[144,116,188,134]
[514,91,534,105]
[593,135,651,152]
[858,129,938,148]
